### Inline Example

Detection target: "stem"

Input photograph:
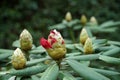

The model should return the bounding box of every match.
[22,50,30,61]
[68,27,75,43]
[56,59,62,69]
[25,51,30,61]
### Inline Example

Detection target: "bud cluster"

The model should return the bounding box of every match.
[79,28,94,54]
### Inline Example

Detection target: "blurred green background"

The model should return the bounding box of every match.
[0,0,120,49]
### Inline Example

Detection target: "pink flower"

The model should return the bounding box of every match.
[40,38,52,49]
[40,29,66,60]
[40,29,65,49]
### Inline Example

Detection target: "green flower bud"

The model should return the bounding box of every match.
[20,29,33,50]
[80,28,89,45]
[90,16,98,25]
[11,48,26,69]
[65,12,72,22]
[80,14,87,26]
[84,38,94,54]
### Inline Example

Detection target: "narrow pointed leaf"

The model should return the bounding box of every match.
[12,40,20,48]
[99,55,120,64]
[66,54,100,61]
[0,53,12,60]
[40,64,59,80]
[26,57,50,67]
[60,71,76,80]
[91,68,120,76]
[67,60,110,80]
[10,64,47,76]
[29,46,46,54]
[31,75,40,80]
[49,23,66,30]
[108,41,120,46]
[86,27,93,37]
[0,49,13,54]
[66,44,75,49]
[102,47,120,56]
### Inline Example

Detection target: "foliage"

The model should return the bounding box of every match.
[0,0,120,48]
[0,17,120,80]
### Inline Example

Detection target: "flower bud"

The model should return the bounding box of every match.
[80,14,87,26]
[84,38,94,54]
[20,29,33,50]
[80,28,89,44]
[40,29,66,60]
[65,12,72,22]
[90,16,98,25]
[11,48,26,69]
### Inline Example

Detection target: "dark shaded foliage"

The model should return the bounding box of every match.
[0,0,120,48]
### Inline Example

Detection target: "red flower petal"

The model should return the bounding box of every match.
[40,37,52,49]
[51,38,57,45]
[50,30,55,35]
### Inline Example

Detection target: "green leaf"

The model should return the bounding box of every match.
[94,46,114,52]
[108,41,120,46]
[74,44,84,52]
[29,46,46,54]
[8,76,16,80]
[66,19,80,27]
[31,75,40,80]
[100,21,120,28]
[80,61,90,66]
[10,64,47,76]
[67,60,110,80]
[66,54,100,61]
[40,64,59,80]
[89,27,116,33]
[93,39,107,44]
[91,68,120,76]
[15,76,22,80]
[60,71,76,80]
[66,52,82,57]
[73,25,82,30]
[64,39,72,44]
[26,57,50,67]
[49,23,66,30]
[12,40,20,48]
[100,21,114,28]
[86,27,93,38]
[0,74,12,80]
[66,44,75,49]
[0,49,13,54]
[102,47,120,56]
[0,53,12,60]
[99,55,120,64]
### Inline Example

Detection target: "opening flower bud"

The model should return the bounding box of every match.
[90,16,98,25]
[80,14,87,26]
[40,29,66,60]
[80,28,89,45]
[20,29,33,50]
[65,12,72,22]
[84,38,94,54]
[11,48,26,69]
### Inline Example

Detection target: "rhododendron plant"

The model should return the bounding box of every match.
[40,29,66,60]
